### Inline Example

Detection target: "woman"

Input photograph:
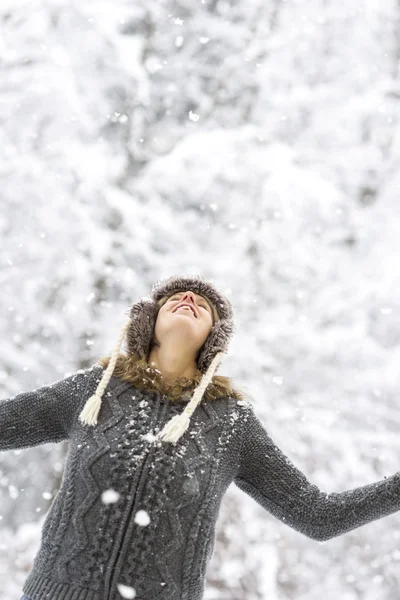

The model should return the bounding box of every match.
[3,273,400,600]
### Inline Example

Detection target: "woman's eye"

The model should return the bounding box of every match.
[169,296,208,311]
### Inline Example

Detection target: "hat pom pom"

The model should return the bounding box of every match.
[156,411,191,445]
[79,393,103,426]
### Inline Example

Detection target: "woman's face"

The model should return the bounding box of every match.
[151,290,215,357]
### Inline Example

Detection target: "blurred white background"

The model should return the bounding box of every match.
[1,0,400,598]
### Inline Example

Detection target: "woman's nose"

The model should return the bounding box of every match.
[182,291,196,304]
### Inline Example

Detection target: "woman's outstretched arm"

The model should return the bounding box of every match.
[234,405,400,542]
[0,364,99,451]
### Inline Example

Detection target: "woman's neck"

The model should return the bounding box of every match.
[147,345,200,385]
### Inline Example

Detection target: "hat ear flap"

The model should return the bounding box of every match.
[197,319,235,374]
[126,299,159,359]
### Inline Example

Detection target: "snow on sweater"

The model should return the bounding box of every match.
[1,364,400,600]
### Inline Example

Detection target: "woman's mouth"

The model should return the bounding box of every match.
[173,305,197,318]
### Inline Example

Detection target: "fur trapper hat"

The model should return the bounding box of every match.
[78,274,236,445]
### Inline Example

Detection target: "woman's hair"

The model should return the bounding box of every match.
[97,352,252,403]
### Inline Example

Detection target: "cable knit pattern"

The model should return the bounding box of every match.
[234,407,400,542]
[2,365,400,599]
[0,365,97,451]
[59,378,154,589]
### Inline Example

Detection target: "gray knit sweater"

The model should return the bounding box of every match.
[2,364,400,600]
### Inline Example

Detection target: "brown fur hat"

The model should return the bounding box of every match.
[125,273,235,375]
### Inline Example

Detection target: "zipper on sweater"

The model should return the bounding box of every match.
[105,443,156,600]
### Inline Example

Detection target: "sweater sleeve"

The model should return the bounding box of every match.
[234,405,400,542]
[0,364,100,451]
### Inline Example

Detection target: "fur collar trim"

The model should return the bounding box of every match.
[97,353,243,403]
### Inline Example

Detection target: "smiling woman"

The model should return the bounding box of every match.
[10,275,400,600]
[97,279,248,409]
[96,287,248,404]
[146,290,217,385]
[85,274,251,443]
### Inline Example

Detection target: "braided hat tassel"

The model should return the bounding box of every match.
[156,351,224,444]
[79,318,132,426]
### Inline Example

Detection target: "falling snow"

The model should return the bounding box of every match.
[101,489,121,505]
[2,1,400,599]
[134,509,151,527]
[116,583,136,599]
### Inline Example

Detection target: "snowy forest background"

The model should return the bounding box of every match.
[2,0,400,598]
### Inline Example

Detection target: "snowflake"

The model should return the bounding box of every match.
[237,400,250,407]
[101,489,120,505]
[142,431,157,443]
[117,583,136,598]
[134,509,151,526]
